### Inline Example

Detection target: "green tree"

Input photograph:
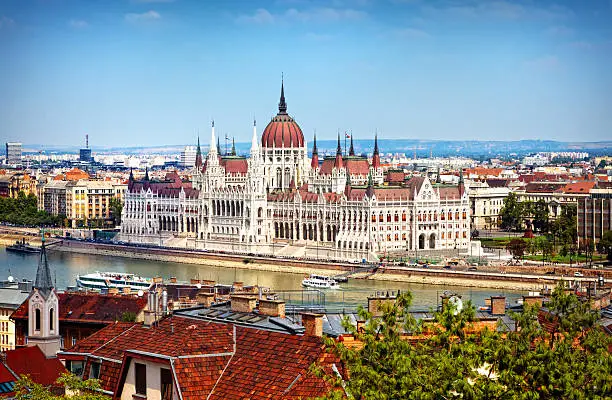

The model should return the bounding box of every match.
[500,192,523,232]
[317,286,612,400]
[13,373,108,399]
[506,238,527,259]
[109,197,123,227]
[596,230,612,263]
[531,199,550,233]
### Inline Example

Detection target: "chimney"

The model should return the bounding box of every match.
[522,295,543,308]
[301,313,323,337]
[258,299,286,318]
[196,291,215,308]
[490,296,506,315]
[367,291,397,317]
[232,281,244,293]
[231,295,257,313]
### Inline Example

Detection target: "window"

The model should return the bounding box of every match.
[135,363,147,395]
[67,360,84,377]
[90,362,101,379]
[35,309,41,331]
[49,308,54,331]
[161,368,173,400]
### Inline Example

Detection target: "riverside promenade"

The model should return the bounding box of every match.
[0,229,607,291]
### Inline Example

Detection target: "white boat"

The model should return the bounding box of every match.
[76,271,152,291]
[302,274,340,289]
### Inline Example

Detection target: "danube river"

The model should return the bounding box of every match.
[1,246,524,309]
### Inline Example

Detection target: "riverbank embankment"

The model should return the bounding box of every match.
[51,239,590,291]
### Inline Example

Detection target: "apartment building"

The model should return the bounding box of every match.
[578,188,612,244]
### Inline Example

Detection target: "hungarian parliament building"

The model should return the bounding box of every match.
[120,82,470,261]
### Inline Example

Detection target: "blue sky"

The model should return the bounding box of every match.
[1,0,611,147]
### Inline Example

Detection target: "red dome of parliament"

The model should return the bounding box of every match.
[261,80,304,148]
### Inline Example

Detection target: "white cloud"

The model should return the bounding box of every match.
[236,8,275,24]
[131,0,175,3]
[545,25,573,37]
[524,55,559,70]
[422,1,572,21]
[304,32,334,41]
[236,7,366,24]
[395,27,430,39]
[125,10,161,23]
[285,7,366,22]
[0,15,15,29]
[69,19,88,29]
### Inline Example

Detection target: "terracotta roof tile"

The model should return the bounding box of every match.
[12,293,147,324]
[5,346,67,386]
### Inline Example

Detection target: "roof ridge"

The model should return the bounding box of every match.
[91,323,139,356]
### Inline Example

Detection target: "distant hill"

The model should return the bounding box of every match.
[21,139,612,158]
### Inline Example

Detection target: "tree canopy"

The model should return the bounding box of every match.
[0,192,63,227]
[13,373,107,400]
[317,285,611,399]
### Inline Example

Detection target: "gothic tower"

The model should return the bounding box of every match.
[27,237,60,357]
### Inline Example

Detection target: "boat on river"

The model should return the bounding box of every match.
[302,274,340,289]
[5,239,40,254]
[76,271,152,291]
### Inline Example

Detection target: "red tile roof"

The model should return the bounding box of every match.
[220,157,248,175]
[60,316,342,399]
[5,346,67,386]
[11,293,148,324]
[345,158,370,175]
[386,170,405,183]
[562,181,596,194]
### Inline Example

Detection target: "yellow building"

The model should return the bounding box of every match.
[0,171,38,198]
[65,180,127,228]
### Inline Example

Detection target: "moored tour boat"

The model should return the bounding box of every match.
[302,274,340,289]
[5,239,40,254]
[76,271,152,291]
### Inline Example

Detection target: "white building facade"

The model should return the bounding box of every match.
[120,82,471,261]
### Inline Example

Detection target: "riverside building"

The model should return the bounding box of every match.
[120,81,471,261]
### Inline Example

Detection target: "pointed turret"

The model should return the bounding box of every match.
[195,135,203,168]
[144,167,149,181]
[372,134,381,169]
[250,118,259,154]
[366,171,375,198]
[311,133,319,168]
[34,234,53,298]
[349,135,355,156]
[436,166,441,184]
[278,75,287,115]
[231,137,236,156]
[217,137,221,154]
[458,168,465,197]
[334,133,343,169]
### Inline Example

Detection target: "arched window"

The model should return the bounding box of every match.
[35,309,41,331]
[49,308,54,331]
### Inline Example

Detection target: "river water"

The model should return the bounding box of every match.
[1,246,523,309]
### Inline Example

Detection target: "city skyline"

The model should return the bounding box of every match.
[1,0,612,147]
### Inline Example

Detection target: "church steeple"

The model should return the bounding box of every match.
[278,75,287,115]
[195,135,203,168]
[144,167,150,182]
[334,132,343,169]
[231,137,236,156]
[349,135,355,157]
[372,133,381,169]
[311,133,319,168]
[34,235,53,298]
[28,229,60,358]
